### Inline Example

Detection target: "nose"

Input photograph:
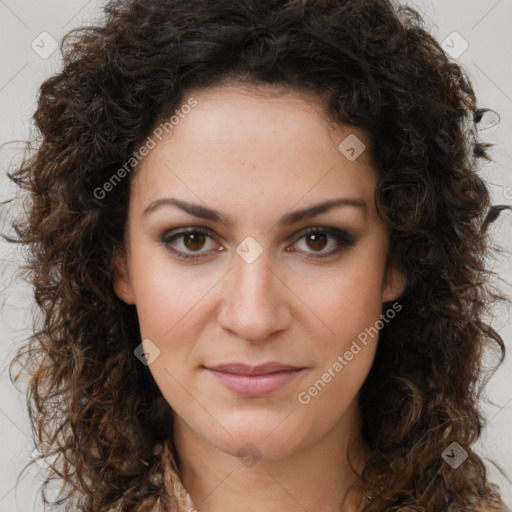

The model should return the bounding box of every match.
[216,248,292,343]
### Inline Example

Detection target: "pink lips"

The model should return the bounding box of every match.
[204,362,305,397]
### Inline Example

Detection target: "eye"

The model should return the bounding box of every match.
[161,227,221,260]
[287,227,356,259]
[161,226,356,261]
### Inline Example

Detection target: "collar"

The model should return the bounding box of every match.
[158,440,199,512]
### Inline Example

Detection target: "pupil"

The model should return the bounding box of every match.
[308,233,327,251]
[185,233,205,251]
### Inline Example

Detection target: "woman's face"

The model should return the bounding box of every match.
[113,83,404,461]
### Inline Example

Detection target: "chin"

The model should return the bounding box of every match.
[200,417,307,462]
[218,436,300,463]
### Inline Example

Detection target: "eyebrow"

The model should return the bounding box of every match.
[143,196,366,227]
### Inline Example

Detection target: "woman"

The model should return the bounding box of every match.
[6,0,510,510]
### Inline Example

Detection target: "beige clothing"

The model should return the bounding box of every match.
[151,441,199,512]
[98,439,508,512]
[107,441,198,512]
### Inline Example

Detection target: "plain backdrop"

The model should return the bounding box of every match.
[1,1,511,511]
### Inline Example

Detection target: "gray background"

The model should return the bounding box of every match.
[1,1,511,510]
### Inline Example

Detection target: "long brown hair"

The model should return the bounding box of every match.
[5,0,511,510]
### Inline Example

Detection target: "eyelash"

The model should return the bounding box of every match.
[161,226,357,261]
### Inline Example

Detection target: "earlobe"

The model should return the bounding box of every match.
[111,248,136,305]
[382,265,406,303]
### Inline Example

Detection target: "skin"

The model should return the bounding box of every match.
[113,83,405,512]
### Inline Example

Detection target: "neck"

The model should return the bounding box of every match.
[172,399,369,512]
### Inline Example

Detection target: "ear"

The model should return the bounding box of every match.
[381,263,406,303]
[111,247,136,305]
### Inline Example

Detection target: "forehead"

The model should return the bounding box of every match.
[153,82,373,161]
[130,83,377,220]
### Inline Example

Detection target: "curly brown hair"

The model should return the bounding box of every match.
[4,0,511,510]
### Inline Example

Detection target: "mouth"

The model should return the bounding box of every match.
[203,362,306,397]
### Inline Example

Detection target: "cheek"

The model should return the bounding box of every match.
[296,275,383,426]
[128,246,215,338]
[127,252,219,389]
[312,287,380,392]
[296,339,377,441]
[316,261,387,347]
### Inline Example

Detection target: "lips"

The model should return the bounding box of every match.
[203,362,305,397]
[205,362,303,376]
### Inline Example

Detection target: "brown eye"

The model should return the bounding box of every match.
[304,233,328,252]
[161,228,219,260]
[290,227,356,259]
[162,226,356,262]
[182,232,207,251]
